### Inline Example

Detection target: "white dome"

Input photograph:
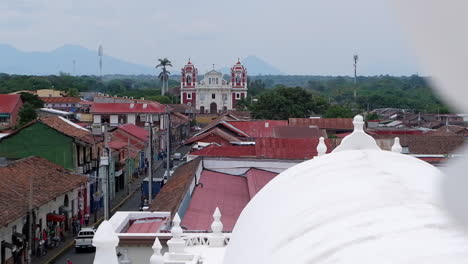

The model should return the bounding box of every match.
[223,116,468,264]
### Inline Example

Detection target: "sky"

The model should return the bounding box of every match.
[0,0,423,76]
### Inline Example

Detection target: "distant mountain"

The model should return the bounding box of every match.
[219,56,283,76]
[0,44,154,75]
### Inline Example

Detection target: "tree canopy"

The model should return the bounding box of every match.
[250,86,329,120]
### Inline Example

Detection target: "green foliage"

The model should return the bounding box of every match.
[324,105,355,118]
[366,112,380,121]
[18,103,37,125]
[19,92,43,108]
[146,95,171,104]
[251,86,329,120]
[66,88,80,97]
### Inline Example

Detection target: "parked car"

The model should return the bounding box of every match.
[74,227,96,252]
[173,153,183,160]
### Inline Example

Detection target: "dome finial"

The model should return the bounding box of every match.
[353,115,365,131]
[332,115,380,152]
[317,137,327,156]
[392,137,403,153]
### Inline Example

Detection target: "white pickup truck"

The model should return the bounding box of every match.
[74,228,96,252]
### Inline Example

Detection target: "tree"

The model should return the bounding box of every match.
[323,105,354,118]
[251,86,329,120]
[66,88,80,97]
[366,112,380,121]
[18,103,37,125]
[19,92,43,108]
[156,58,172,95]
[147,95,171,104]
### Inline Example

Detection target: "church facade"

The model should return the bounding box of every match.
[180,60,248,114]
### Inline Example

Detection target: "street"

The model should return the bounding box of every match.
[52,145,191,264]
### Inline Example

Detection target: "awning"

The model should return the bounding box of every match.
[46,213,65,222]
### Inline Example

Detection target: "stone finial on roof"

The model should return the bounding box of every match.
[392,137,403,153]
[317,137,327,156]
[167,213,185,253]
[93,221,119,264]
[210,207,225,247]
[150,238,164,264]
[332,115,380,153]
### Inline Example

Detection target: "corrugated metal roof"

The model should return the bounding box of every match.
[255,137,333,159]
[40,97,81,104]
[289,118,354,130]
[117,124,149,141]
[0,94,21,113]
[91,102,166,114]
[181,170,250,231]
[189,144,256,158]
[245,168,278,199]
[227,120,288,138]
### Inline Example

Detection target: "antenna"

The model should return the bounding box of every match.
[98,45,103,78]
[353,54,359,98]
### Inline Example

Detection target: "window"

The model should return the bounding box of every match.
[236,93,241,99]
[101,115,110,124]
[212,94,216,99]
[209,78,212,84]
[0,115,10,123]
[222,94,228,101]
[216,78,219,84]
[187,93,192,99]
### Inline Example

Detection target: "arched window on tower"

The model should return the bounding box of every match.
[235,74,241,84]
[186,75,192,84]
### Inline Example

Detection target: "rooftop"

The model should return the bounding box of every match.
[0,94,22,113]
[289,117,354,130]
[40,96,81,104]
[91,102,166,114]
[0,156,87,226]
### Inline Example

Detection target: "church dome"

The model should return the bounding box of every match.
[223,116,468,264]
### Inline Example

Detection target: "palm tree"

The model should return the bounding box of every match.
[156,58,172,95]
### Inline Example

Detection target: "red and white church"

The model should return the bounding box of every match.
[180,60,248,114]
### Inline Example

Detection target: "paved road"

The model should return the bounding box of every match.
[52,145,191,264]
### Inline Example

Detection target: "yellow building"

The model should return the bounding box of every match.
[36,89,64,97]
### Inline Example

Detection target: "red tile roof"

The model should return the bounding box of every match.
[190,144,256,158]
[91,102,166,114]
[40,97,81,104]
[117,124,149,141]
[0,156,87,226]
[227,120,288,138]
[181,170,250,231]
[39,116,95,144]
[289,118,354,130]
[0,94,22,113]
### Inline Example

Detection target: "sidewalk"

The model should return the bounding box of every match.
[31,160,163,264]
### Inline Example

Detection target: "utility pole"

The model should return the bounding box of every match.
[72,59,76,76]
[353,54,359,99]
[102,131,111,220]
[98,45,103,78]
[147,119,154,204]
[166,106,171,180]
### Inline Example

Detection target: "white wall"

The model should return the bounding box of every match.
[127,114,136,125]
[93,115,101,124]
[110,115,118,124]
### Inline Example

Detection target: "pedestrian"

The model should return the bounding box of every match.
[67,258,73,264]
[84,214,90,226]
